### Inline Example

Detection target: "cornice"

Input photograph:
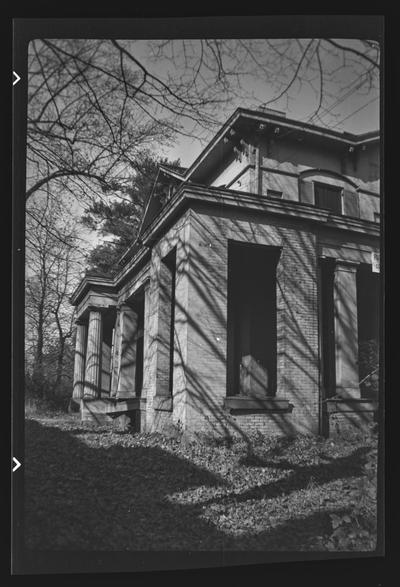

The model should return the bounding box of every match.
[140,184,380,245]
[71,183,380,307]
[183,107,379,183]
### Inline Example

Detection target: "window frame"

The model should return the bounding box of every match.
[313,181,343,215]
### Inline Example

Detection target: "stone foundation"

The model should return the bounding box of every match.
[325,399,378,438]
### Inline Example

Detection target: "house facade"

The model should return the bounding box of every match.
[70,107,381,438]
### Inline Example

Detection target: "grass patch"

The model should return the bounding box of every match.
[24,413,378,551]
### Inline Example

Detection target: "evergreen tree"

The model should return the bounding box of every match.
[82,154,182,276]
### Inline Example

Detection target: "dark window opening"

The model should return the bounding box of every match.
[227,242,279,397]
[319,258,336,400]
[315,183,342,215]
[134,297,145,397]
[101,311,117,398]
[357,264,380,400]
[161,247,177,396]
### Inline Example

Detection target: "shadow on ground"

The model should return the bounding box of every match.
[24,418,372,551]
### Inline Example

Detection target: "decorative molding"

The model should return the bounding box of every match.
[260,165,299,179]
[334,259,360,271]
[73,182,379,310]
[299,167,359,190]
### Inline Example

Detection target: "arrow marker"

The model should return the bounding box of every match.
[12,457,21,472]
[13,71,21,86]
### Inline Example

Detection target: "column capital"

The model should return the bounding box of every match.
[75,318,87,326]
[117,301,135,312]
[87,306,105,315]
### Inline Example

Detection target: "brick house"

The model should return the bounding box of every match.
[70,107,380,438]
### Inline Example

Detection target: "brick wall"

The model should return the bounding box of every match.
[143,212,191,434]
[183,208,320,437]
[328,410,375,438]
[141,204,375,439]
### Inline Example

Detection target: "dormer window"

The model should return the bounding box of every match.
[314,183,342,215]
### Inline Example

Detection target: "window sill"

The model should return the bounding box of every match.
[324,399,378,413]
[224,396,292,413]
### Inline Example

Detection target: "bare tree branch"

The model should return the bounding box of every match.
[324,39,379,69]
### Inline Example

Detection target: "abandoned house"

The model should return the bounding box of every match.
[70,107,381,438]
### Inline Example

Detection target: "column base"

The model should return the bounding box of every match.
[80,399,109,424]
[80,397,146,430]
[325,398,378,438]
[68,397,81,413]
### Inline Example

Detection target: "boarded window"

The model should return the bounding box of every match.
[299,179,314,204]
[157,248,176,397]
[342,189,360,218]
[314,183,342,214]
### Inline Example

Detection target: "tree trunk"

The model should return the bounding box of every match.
[55,337,65,391]
[33,298,45,398]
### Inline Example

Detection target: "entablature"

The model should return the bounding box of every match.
[140,184,380,248]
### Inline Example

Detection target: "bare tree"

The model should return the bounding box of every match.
[26,38,222,204]
[25,194,84,398]
[27,38,380,205]
[145,38,379,128]
[25,37,380,402]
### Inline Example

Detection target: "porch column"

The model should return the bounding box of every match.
[110,307,121,398]
[116,303,139,398]
[83,309,103,399]
[333,261,360,399]
[72,319,87,401]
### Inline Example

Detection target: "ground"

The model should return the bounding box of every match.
[24,412,378,552]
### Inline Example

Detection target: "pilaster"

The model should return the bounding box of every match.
[116,303,139,399]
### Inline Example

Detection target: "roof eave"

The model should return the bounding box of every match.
[183,107,380,182]
[70,275,115,306]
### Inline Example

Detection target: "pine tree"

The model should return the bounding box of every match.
[82,154,182,276]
